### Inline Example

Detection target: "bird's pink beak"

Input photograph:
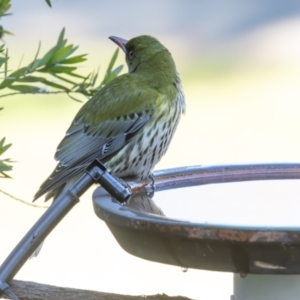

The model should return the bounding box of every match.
[109,36,128,54]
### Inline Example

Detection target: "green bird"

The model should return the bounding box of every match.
[34,35,186,202]
[31,35,185,257]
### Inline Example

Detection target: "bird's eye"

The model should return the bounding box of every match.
[128,50,134,59]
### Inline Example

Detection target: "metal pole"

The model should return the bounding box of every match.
[0,159,131,298]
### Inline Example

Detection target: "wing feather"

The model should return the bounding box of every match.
[34,76,157,201]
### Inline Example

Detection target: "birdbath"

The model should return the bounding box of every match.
[93,163,300,300]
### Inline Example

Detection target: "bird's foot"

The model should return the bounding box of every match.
[145,173,155,198]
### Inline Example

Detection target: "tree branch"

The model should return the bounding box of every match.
[2,280,192,300]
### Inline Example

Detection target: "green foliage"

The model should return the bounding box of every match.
[45,0,52,8]
[0,0,11,17]
[0,0,13,38]
[0,28,123,99]
[0,137,13,178]
[0,0,124,178]
[0,44,8,69]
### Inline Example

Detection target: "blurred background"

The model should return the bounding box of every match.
[1,1,300,299]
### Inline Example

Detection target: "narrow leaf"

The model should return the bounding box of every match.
[57,28,66,49]
[8,67,27,78]
[67,93,83,102]
[0,171,12,178]
[104,72,117,84]
[60,54,87,64]
[47,44,75,64]
[39,46,59,66]
[0,166,12,178]
[16,76,45,83]
[0,66,27,89]
[106,48,119,76]
[4,48,8,77]
[0,137,5,148]
[0,163,12,171]
[66,72,86,79]
[51,73,77,85]
[28,41,42,72]
[0,142,11,155]
[91,68,100,86]
[9,85,42,93]
[42,79,70,91]
[112,65,123,76]
[48,69,85,79]
[0,56,8,67]
[99,48,120,87]
[45,0,52,8]
[39,65,77,74]
[0,29,13,36]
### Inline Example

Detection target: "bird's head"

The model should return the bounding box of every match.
[109,35,175,74]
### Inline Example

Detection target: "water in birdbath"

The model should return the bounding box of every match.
[152,180,300,227]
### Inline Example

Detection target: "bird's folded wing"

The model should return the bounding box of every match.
[33,85,158,201]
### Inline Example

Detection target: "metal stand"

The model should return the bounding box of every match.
[93,163,300,300]
[0,159,131,300]
[3,162,300,299]
[233,274,300,300]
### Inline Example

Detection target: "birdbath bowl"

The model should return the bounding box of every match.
[93,163,300,300]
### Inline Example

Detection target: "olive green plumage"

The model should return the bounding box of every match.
[34,35,185,201]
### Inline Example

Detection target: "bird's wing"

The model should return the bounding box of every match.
[34,77,157,201]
